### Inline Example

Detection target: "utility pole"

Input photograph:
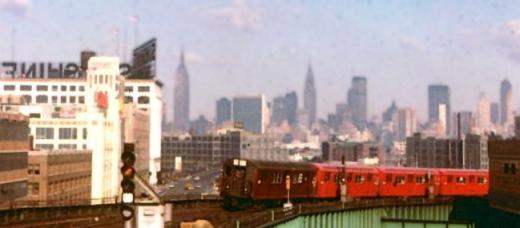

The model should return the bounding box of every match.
[340,155,347,203]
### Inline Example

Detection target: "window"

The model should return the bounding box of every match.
[138,86,150,92]
[70,96,76,103]
[292,174,298,184]
[79,86,85,91]
[33,164,40,175]
[52,96,58,104]
[52,85,58,91]
[456,176,466,183]
[28,183,39,195]
[36,85,48,91]
[324,172,330,182]
[297,173,303,184]
[58,128,77,139]
[61,85,67,91]
[20,85,31,91]
[512,164,517,175]
[469,176,475,183]
[22,95,31,103]
[125,96,133,103]
[346,173,353,182]
[36,95,48,103]
[35,128,54,139]
[416,176,426,184]
[61,96,66,103]
[477,177,486,184]
[78,96,85,104]
[395,176,405,184]
[447,176,453,183]
[504,163,510,174]
[70,86,76,91]
[272,172,283,184]
[138,96,150,104]
[58,144,77,149]
[83,128,87,139]
[224,165,232,177]
[125,86,133,92]
[355,175,363,183]
[35,144,53,150]
[3,85,15,91]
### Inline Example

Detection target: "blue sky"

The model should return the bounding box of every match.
[2,0,520,122]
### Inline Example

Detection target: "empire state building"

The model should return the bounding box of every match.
[173,50,190,133]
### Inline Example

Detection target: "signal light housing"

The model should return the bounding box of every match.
[120,143,136,221]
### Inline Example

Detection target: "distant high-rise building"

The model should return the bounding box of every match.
[232,95,268,134]
[216,98,231,126]
[285,92,298,125]
[173,50,190,134]
[500,79,514,127]
[383,101,398,122]
[303,65,317,128]
[428,84,451,135]
[347,76,367,130]
[453,111,475,136]
[271,92,298,126]
[476,93,491,131]
[396,108,417,140]
[190,115,212,135]
[490,102,500,125]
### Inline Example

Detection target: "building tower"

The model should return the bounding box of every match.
[476,93,490,132]
[500,79,513,127]
[428,84,451,135]
[303,65,317,128]
[173,50,190,134]
[347,76,368,130]
[216,97,232,126]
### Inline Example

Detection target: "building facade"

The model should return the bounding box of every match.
[428,84,451,135]
[0,112,30,204]
[488,139,520,214]
[173,51,190,134]
[123,104,150,177]
[347,76,368,130]
[26,150,92,205]
[464,134,488,169]
[303,65,317,128]
[406,133,463,168]
[232,95,269,134]
[216,97,231,126]
[500,79,514,128]
[322,140,383,163]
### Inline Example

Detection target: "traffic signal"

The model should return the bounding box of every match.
[120,143,136,221]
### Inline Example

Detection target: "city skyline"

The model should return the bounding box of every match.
[3,1,520,122]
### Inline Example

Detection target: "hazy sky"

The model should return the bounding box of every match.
[2,0,520,122]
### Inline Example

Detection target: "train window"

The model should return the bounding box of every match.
[225,165,232,177]
[396,176,405,185]
[416,176,425,184]
[469,176,475,183]
[477,177,486,184]
[293,174,298,184]
[298,173,303,184]
[367,174,373,182]
[272,172,283,184]
[355,175,363,183]
[456,176,466,184]
[408,175,414,183]
[447,176,453,183]
[512,164,517,174]
[324,173,331,182]
[334,174,339,184]
[504,163,510,174]
[347,173,353,183]
[386,174,393,182]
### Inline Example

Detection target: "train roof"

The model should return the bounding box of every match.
[436,168,488,175]
[376,167,439,174]
[246,159,316,171]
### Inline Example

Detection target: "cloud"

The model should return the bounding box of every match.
[398,35,424,51]
[0,0,30,17]
[487,19,520,62]
[204,0,263,31]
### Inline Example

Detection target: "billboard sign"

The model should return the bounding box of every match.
[131,38,156,79]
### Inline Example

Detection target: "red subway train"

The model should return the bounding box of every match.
[220,159,488,210]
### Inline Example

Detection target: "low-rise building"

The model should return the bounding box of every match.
[464,134,488,169]
[488,139,520,214]
[0,112,30,204]
[26,150,92,205]
[405,133,463,168]
[322,140,384,163]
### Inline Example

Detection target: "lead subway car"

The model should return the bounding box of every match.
[220,159,317,210]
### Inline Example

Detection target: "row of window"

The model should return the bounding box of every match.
[4,85,85,92]
[28,164,41,175]
[124,86,150,92]
[34,144,86,150]
[23,95,85,104]
[125,96,150,104]
[504,163,517,174]
[36,127,86,140]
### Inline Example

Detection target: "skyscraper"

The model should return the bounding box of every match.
[476,93,490,131]
[490,102,500,125]
[232,95,268,134]
[428,84,450,135]
[285,92,298,125]
[216,98,231,126]
[303,65,317,128]
[173,50,190,134]
[271,92,298,126]
[347,76,367,130]
[500,79,513,127]
[396,108,417,140]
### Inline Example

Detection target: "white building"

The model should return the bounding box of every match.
[0,57,163,202]
[476,93,491,133]
[232,94,269,134]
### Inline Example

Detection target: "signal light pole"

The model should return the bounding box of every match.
[284,175,293,209]
[120,143,136,225]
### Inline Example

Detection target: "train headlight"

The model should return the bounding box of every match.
[239,160,247,167]
[233,159,239,166]
[257,180,262,184]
